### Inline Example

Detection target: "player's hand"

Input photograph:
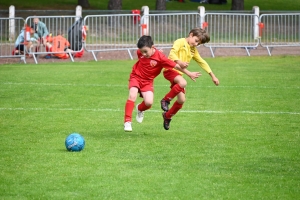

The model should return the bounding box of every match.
[209,72,219,86]
[177,60,189,69]
[188,71,202,82]
[212,76,219,86]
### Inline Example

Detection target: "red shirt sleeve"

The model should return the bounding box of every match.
[156,50,177,70]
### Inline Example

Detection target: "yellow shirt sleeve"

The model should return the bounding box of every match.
[192,47,212,74]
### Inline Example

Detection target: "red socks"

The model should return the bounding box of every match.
[124,100,152,122]
[163,84,183,102]
[138,101,151,111]
[124,99,134,122]
[166,101,183,119]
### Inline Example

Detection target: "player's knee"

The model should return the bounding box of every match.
[178,78,187,88]
[177,99,185,104]
[144,100,153,108]
[177,94,186,104]
[128,94,137,102]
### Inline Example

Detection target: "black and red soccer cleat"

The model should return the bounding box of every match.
[162,112,172,130]
[160,99,170,111]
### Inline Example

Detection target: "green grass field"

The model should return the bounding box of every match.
[0,56,299,199]
[1,0,299,11]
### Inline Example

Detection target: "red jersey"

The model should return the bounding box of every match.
[130,48,177,81]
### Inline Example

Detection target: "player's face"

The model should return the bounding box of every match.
[187,34,201,47]
[139,46,154,58]
[33,18,39,24]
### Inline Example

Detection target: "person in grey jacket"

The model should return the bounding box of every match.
[33,17,49,46]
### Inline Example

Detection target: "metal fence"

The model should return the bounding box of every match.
[24,16,82,64]
[204,13,260,57]
[83,12,201,61]
[0,17,26,63]
[259,13,300,55]
[83,14,141,61]
[1,8,300,64]
[141,13,200,48]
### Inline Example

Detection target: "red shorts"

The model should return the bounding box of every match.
[163,70,185,93]
[128,75,154,93]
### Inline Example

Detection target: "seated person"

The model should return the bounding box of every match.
[45,31,73,59]
[14,25,39,55]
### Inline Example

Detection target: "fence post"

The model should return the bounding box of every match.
[253,6,260,39]
[9,5,15,41]
[141,6,149,36]
[75,5,82,21]
[198,6,205,29]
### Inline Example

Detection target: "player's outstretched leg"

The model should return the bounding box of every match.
[161,84,183,111]
[162,101,183,130]
[124,99,134,132]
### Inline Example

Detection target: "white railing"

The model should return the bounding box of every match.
[0,17,26,63]
[0,6,299,64]
[203,13,260,57]
[259,13,300,56]
[140,12,200,49]
[83,14,141,61]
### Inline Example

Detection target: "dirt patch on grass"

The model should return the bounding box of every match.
[0,46,299,65]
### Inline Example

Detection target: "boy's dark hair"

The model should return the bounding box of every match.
[189,28,210,44]
[137,35,154,49]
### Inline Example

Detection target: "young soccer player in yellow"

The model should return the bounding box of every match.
[161,28,220,130]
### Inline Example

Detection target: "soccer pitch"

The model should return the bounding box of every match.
[0,56,299,199]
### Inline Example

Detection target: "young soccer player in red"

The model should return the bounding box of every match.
[124,35,200,132]
[161,28,220,130]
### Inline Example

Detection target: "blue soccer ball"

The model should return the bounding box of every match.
[65,133,85,152]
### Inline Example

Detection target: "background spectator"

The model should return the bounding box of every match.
[33,17,49,46]
[14,25,39,55]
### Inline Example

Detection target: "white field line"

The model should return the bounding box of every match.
[1,82,300,89]
[0,107,299,115]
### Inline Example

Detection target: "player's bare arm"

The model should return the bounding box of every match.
[174,64,201,82]
[175,60,189,69]
[209,72,220,86]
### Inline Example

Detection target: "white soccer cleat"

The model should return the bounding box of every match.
[124,122,132,132]
[136,104,144,123]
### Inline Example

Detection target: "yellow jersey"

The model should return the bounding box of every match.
[166,38,212,75]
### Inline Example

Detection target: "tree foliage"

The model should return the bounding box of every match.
[156,0,166,10]
[78,0,90,8]
[108,0,122,10]
[231,0,244,10]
